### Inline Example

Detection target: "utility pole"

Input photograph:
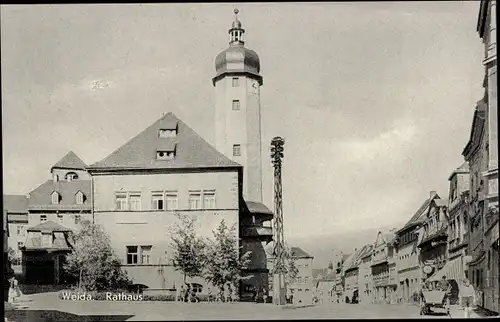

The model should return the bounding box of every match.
[271,136,286,305]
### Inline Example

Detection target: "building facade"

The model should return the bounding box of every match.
[477,0,499,314]
[87,113,243,291]
[4,195,29,268]
[212,10,273,293]
[463,98,489,309]
[396,191,441,303]
[358,245,374,304]
[371,230,397,304]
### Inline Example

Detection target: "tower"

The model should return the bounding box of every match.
[213,9,264,204]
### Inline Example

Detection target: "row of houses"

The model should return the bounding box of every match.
[304,2,498,312]
[317,1,498,312]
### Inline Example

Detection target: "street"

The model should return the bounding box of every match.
[5,293,479,321]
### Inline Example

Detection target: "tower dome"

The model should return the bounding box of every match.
[213,9,262,86]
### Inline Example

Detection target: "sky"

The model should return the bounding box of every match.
[1,2,485,257]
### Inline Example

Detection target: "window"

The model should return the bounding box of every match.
[115,193,127,210]
[17,242,24,250]
[127,246,139,264]
[41,215,47,223]
[203,190,216,209]
[152,193,164,210]
[42,233,52,247]
[232,77,239,87]
[51,192,60,205]
[157,150,175,160]
[17,226,25,237]
[76,191,84,205]
[57,214,63,224]
[129,194,142,211]
[232,100,240,111]
[233,144,241,156]
[141,246,152,264]
[65,172,78,181]
[75,214,81,224]
[189,191,202,210]
[159,129,177,138]
[165,192,178,211]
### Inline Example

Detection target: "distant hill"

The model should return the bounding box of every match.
[287,223,402,269]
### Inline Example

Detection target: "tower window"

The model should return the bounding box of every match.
[65,172,78,181]
[41,215,47,223]
[232,77,239,87]
[233,144,241,156]
[232,100,240,111]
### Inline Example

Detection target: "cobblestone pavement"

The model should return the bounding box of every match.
[4,293,492,321]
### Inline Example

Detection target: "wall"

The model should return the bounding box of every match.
[214,75,263,203]
[359,256,373,303]
[27,212,92,231]
[92,170,240,289]
[396,227,421,302]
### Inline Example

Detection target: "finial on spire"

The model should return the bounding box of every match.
[229,8,244,45]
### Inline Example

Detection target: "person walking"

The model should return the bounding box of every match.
[460,279,475,318]
[223,283,230,303]
[207,287,214,303]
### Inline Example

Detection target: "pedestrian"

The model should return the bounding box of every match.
[459,279,475,318]
[185,284,191,303]
[207,287,214,303]
[262,287,268,304]
[231,283,238,303]
[224,283,230,303]
[190,285,199,303]
[177,285,184,302]
[254,287,259,303]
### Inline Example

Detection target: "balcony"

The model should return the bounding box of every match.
[240,225,273,241]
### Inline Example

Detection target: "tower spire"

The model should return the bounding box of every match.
[229,8,245,46]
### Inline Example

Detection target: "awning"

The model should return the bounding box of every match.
[427,257,465,282]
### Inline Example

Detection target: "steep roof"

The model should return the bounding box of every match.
[291,246,314,259]
[28,221,71,232]
[52,151,87,170]
[463,100,487,159]
[3,195,28,213]
[88,112,241,171]
[398,193,440,234]
[28,180,91,210]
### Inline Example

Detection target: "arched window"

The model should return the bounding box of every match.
[65,172,79,181]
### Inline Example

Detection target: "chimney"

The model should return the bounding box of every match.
[53,173,59,182]
[430,191,437,199]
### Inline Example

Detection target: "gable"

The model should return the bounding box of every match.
[52,151,87,170]
[374,231,385,248]
[88,112,241,171]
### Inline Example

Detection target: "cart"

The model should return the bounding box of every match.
[420,290,450,316]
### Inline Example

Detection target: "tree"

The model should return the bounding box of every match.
[63,220,130,291]
[203,219,251,292]
[170,213,206,283]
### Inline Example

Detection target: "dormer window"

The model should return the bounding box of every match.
[51,191,60,205]
[76,191,84,205]
[65,172,78,181]
[159,129,177,138]
[157,150,175,161]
